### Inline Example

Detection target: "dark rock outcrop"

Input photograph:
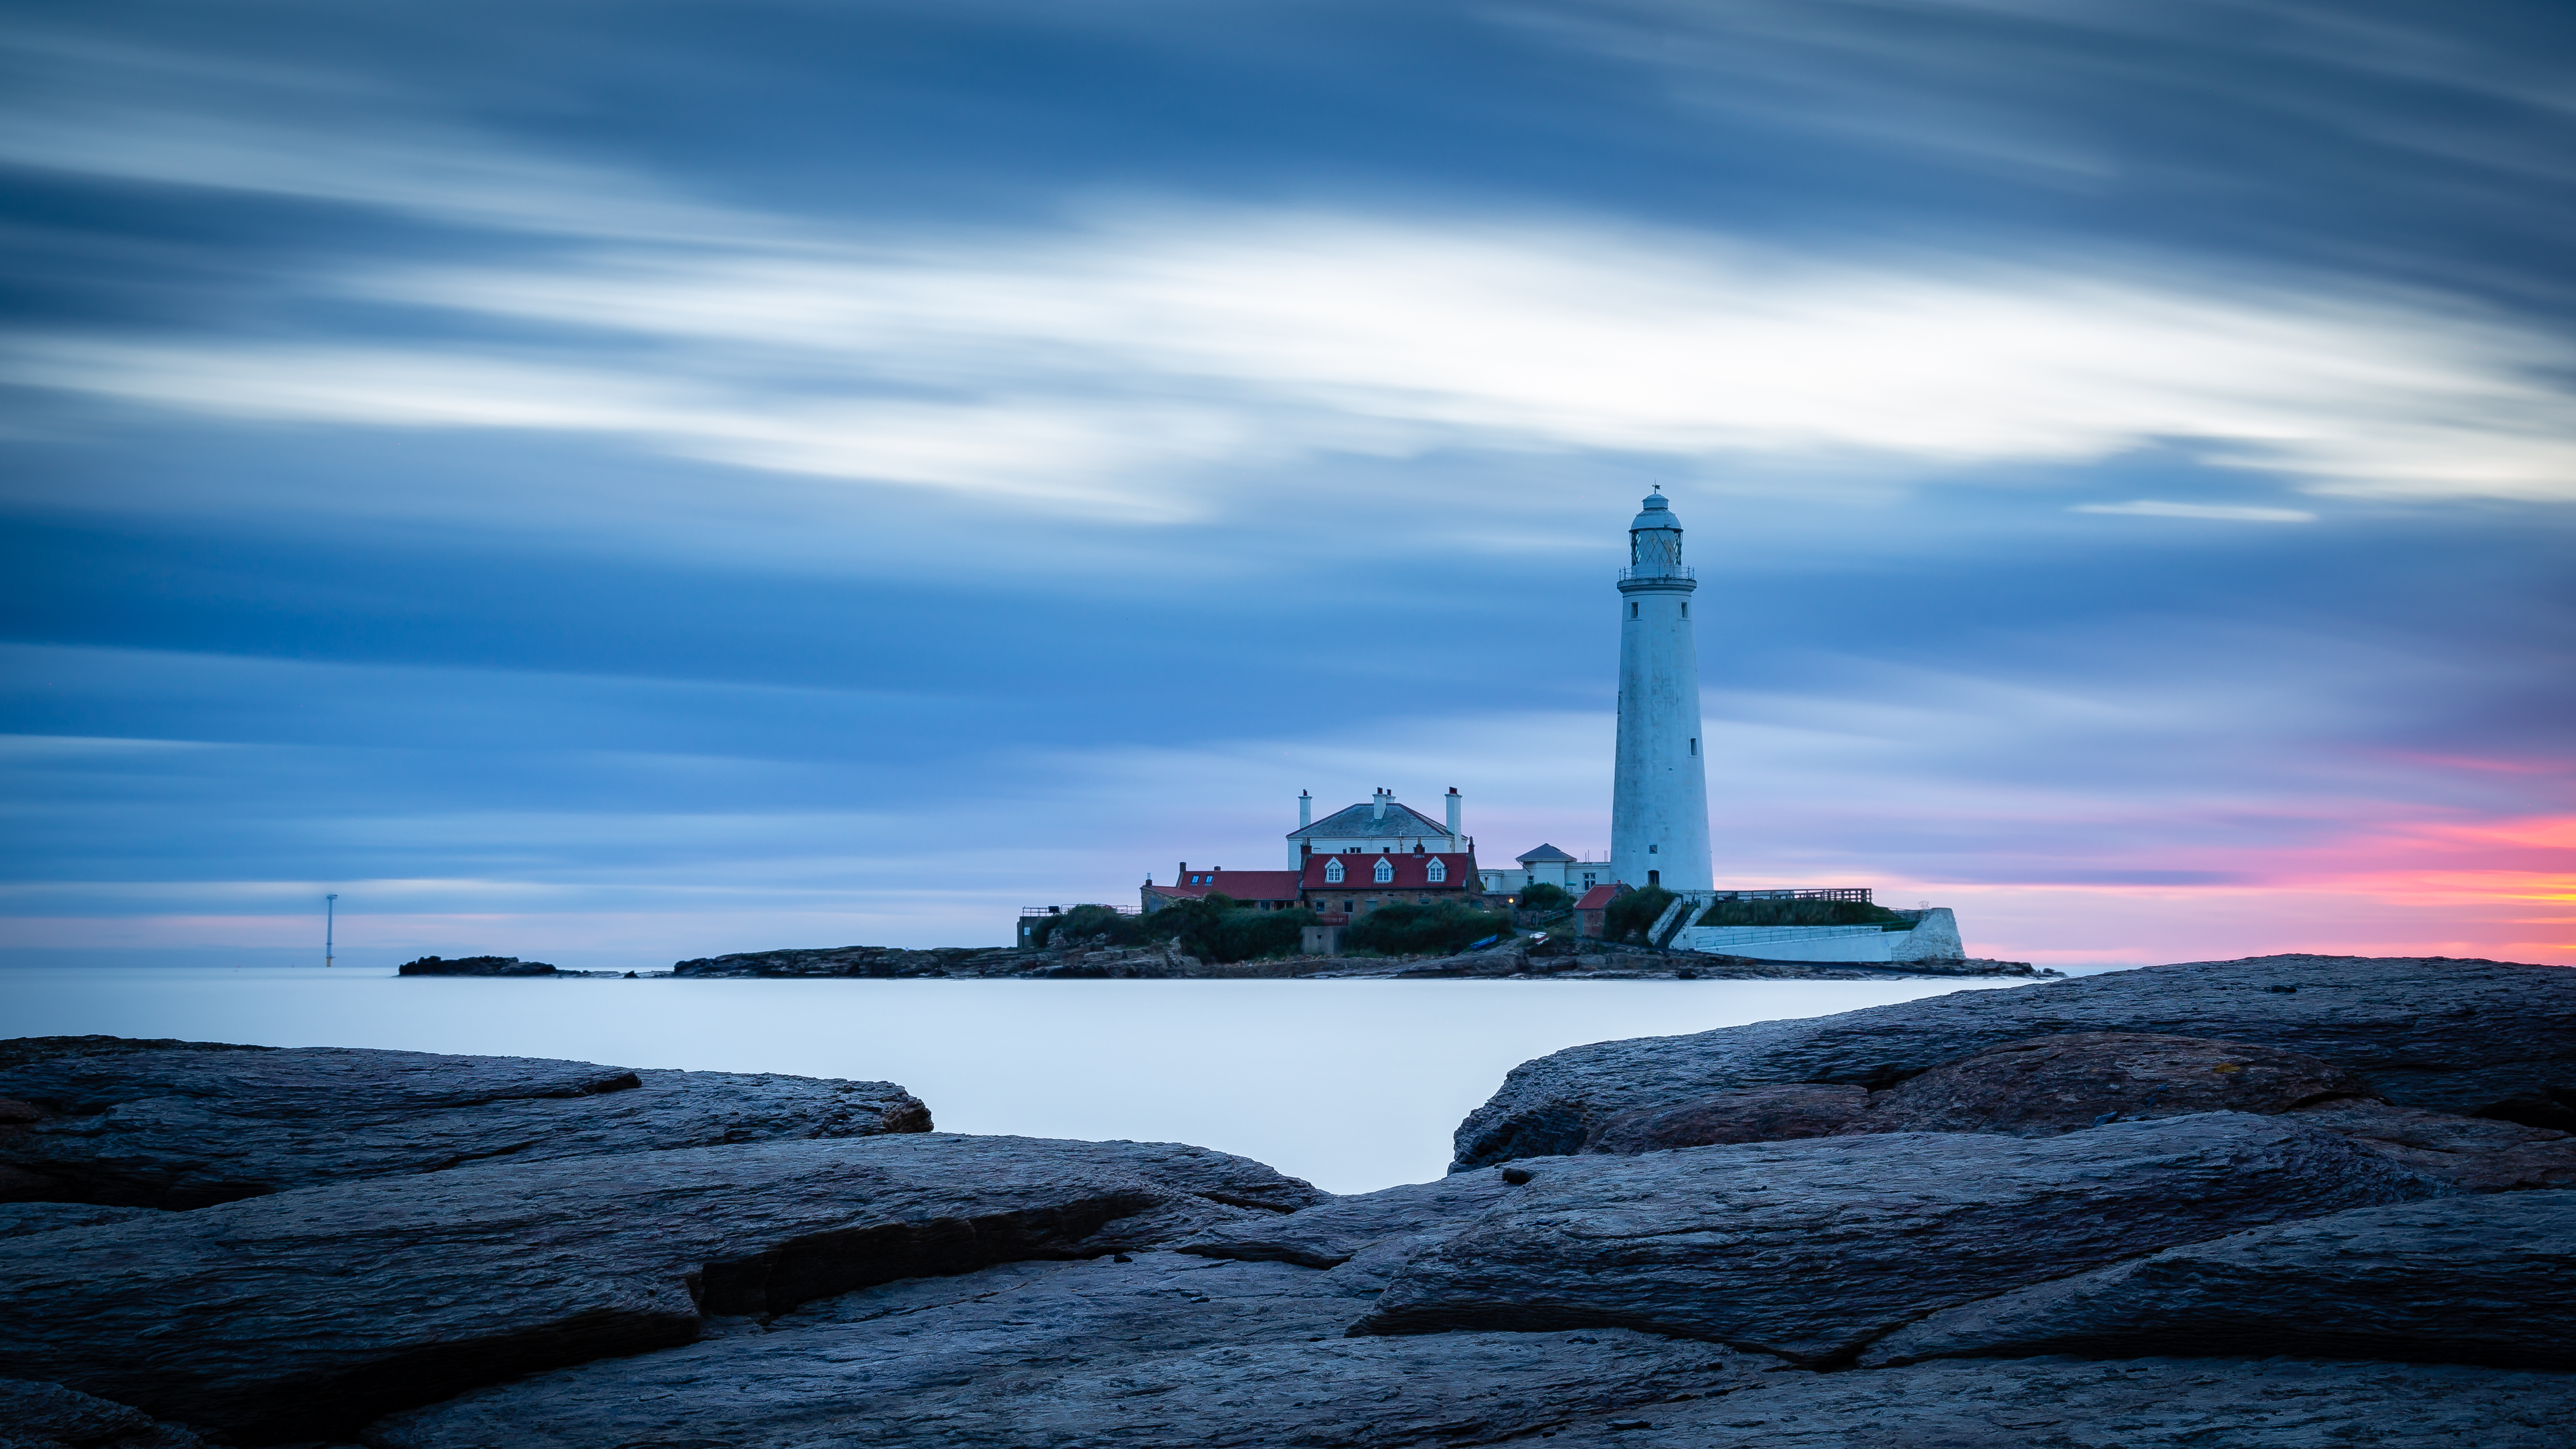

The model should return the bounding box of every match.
[674,945,1038,977]
[1530,1356,2576,1447]
[1355,1114,2450,1363]
[1862,1192,2576,1369]
[0,1132,1322,1441]
[0,1203,167,1239]
[1583,1083,1871,1152]
[366,1249,1780,1449]
[0,1038,930,1206]
[0,1377,207,1449]
[1176,1166,1538,1267]
[396,955,559,976]
[2285,1097,2576,1190]
[1454,955,2576,1168]
[1838,1032,2374,1136]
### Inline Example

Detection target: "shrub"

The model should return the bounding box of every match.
[1518,882,1572,911]
[1602,885,1677,944]
[1694,898,1909,929]
[1344,900,1516,956]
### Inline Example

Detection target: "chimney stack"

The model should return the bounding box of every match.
[1371,788,1390,822]
[1446,786,1462,841]
[1298,790,1311,828]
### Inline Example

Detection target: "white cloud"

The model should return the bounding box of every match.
[9,204,2575,516]
[2073,499,2319,522]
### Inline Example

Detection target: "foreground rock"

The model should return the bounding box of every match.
[1531,1356,2576,1447]
[2285,1097,2576,1190]
[1455,955,2576,1167]
[1176,1166,1537,1267]
[369,1249,1780,1449]
[1839,1032,2373,1136]
[0,1133,1323,1441]
[1865,1192,2576,1369]
[1357,1114,2449,1363]
[1583,1083,1872,1152]
[0,1038,930,1206]
[0,1378,208,1449]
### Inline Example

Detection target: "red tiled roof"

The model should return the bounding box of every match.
[1574,883,1629,910]
[1152,869,1302,902]
[1301,852,1478,890]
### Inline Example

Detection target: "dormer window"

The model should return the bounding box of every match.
[1373,857,1394,883]
[1426,857,1446,882]
[1323,858,1345,883]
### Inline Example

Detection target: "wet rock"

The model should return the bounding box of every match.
[1354,1114,2450,1364]
[0,1202,167,1239]
[0,1377,206,1449]
[1453,955,2576,1168]
[1865,1192,2576,1369]
[1531,1356,2576,1448]
[368,1249,1780,1449]
[2286,1097,2576,1190]
[0,1133,1323,1442]
[0,1038,930,1206]
[673,945,1029,977]
[395,955,558,977]
[1584,1084,1871,1153]
[1175,1167,1535,1267]
[1839,1033,2372,1137]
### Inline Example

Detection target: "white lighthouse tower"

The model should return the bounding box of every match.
[1611,488,1712,893]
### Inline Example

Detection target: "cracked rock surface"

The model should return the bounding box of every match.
[1862,1191,2576,1369]
[0,1133,1322,1442]
[1356,1114,2450,1362]
[366,1248,1784,1449]
[0,1037,931,1208]
[1528,1356,2576,1447]
[1453,955,2576,1168]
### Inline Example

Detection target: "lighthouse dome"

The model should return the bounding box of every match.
[1630,489,1680,531]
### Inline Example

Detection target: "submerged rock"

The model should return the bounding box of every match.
[1864,1192,2576,1369]
[0,1038,930,1207]
[1355,1114,2450,1364]
[1453,955,2576,1168]
[0,1133,1323,1441]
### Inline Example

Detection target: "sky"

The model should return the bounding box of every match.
[1,0,2570,971]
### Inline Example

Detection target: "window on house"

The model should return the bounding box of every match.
[1373,857,1395,883]
[1426,858,1446,882]
[1583,873,1596,887]
[1649,869,1660,886]
[1323,859,1344,883]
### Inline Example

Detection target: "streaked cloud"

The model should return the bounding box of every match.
[2073,500,2318,522]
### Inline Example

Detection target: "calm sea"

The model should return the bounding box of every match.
[0,962,2035,1193]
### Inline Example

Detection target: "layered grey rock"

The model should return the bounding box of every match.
[0,1038,930,1206]
[1583,1083,1870,1152]
[0,1133,1323,1441]
[1358,1114,2450,1363]
[1454,955,2576,1167]
[0,1203,167,1239]
[1839,1032,2373,1136]
[1863,1192,2576,1369]
[1176,1166,1535,1267]
[368,1249,1780,1449]
[1530,1356,2576,1448]
[2286,1097,2576,1190]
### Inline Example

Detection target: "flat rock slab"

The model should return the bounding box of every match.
[1453,955,2576,1167]
[1176,1167,1533,1267]
[371,1249,1780,1449]
[1356,1114,2450,1364]
[1584,1083,1871,1152]
[0,1038,930,1206]
[2286,1097,2576,1190]
[0,1133,1323,1441]
[1865,1191,2576,1369]
[1840,1032,2372,1136]
[1533,1356,2576,1448]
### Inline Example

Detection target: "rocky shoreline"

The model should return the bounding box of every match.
[661,935,2059,981]
[3,952,2569,1446]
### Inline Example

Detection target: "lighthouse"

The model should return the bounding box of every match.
[1611,488,1713,893]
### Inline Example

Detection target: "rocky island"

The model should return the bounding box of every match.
[3,952,2570,1446]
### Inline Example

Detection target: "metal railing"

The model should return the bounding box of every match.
[1703,887,1872,904]
[1020,904,1141,917]
[1616,565,1696,582]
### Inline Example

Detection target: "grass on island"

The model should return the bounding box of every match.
[1694,898,1914,930]
[1029,894,1512,963]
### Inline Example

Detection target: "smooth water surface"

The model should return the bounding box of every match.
[0,964,2033,1193]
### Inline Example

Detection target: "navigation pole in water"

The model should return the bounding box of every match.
[325,892,336,968]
